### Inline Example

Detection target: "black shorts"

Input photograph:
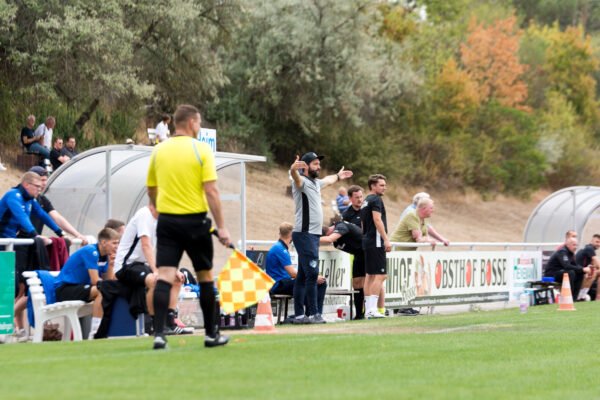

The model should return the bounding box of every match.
[364,247,387,275]
[116,262,153,287]
[56,283,92,302]
[352,250,366,278]
[156,213,213,271]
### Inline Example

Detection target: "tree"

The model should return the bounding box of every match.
[0,0,238,136]
[213,0,418,167]
[460,15,529,109]
[544,25,599,125]
[513,0,600,34]
[430,58,480,131]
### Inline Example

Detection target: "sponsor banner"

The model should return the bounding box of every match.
[198,128,217,152]
[319,250,351,291]
[0,252,15,334]
[411,292,510,306]
[507,251,542,301]
[385,251,520,307]
[245,249,352,292]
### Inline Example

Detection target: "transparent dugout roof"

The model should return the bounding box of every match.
[44,145,266,270]
[524,186,600,243]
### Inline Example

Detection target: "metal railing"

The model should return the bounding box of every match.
[0,238,85,252]
[245,239,562,251]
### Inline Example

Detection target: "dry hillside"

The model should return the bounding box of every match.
[0,162,548,242]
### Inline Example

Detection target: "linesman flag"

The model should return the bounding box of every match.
[217,249,275,314]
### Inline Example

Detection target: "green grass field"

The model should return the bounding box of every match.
[1,303,597,400]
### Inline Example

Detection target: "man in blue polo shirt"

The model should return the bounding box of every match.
[266,222,326,319]
[55,227,120,339]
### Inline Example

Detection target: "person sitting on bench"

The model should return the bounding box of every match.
[113,204,192,335]
[54,228,120,339]
[544,237,592,301]
[265,222,327,324]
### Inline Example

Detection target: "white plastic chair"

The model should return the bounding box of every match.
[23,271,90,343]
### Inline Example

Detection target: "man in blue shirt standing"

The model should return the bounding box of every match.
[55,228,120,339]
[266,222,327,318]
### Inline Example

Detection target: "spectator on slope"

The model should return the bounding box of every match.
[61,136,79,159]
[49,137,70,170]
[21,114,49,159]
[34,116,55,150]
[155,114,171,143]
[336,186,350,214]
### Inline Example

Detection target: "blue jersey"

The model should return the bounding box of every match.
[0,185,62,238]
[55,244,108,286]
[266,240,292,283]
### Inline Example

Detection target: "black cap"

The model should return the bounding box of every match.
[29,166,48,177]
[301,152,324,165]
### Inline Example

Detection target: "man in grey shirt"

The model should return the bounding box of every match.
[289,152,352,323]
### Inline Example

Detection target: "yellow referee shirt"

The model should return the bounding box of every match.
[146,136,217,214]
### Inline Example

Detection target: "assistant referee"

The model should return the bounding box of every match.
[147,104,231,350]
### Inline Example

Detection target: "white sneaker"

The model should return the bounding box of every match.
[0,163,6,171]
[365,310,386,319]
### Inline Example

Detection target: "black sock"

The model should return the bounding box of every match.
[166,308,176,328]
[153,280,172,336]
[354,288,364,318]
[199,282,216,337]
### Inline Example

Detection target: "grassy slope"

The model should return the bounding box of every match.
[1,304,596,400]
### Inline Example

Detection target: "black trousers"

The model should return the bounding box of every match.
[552,269,584,298]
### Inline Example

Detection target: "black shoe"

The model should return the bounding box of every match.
[290,316,309,324]
[165,325,194,335]
[353,315,365,320]
[398,308,420,316]
[204,333,229,348]
[307,314,326,324]
[153,335,167,350]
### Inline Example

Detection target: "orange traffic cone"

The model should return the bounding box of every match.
[254,294,275,332]
[558,272,576,311]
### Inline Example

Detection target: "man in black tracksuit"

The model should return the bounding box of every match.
[544,237,592,299]
[321,219,365,319]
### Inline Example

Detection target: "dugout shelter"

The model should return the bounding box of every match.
[524,186,600,243]
[44,144,266,270]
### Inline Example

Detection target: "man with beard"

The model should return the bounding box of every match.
[289,152,352,324]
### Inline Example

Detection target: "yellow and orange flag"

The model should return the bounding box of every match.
[217,249,275,314]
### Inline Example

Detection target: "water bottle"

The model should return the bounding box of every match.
[519,292,529,314]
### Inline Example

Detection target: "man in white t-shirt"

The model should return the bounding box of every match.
[34,116,55,150]
[155,115,171,143]
[114,203,192,334]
